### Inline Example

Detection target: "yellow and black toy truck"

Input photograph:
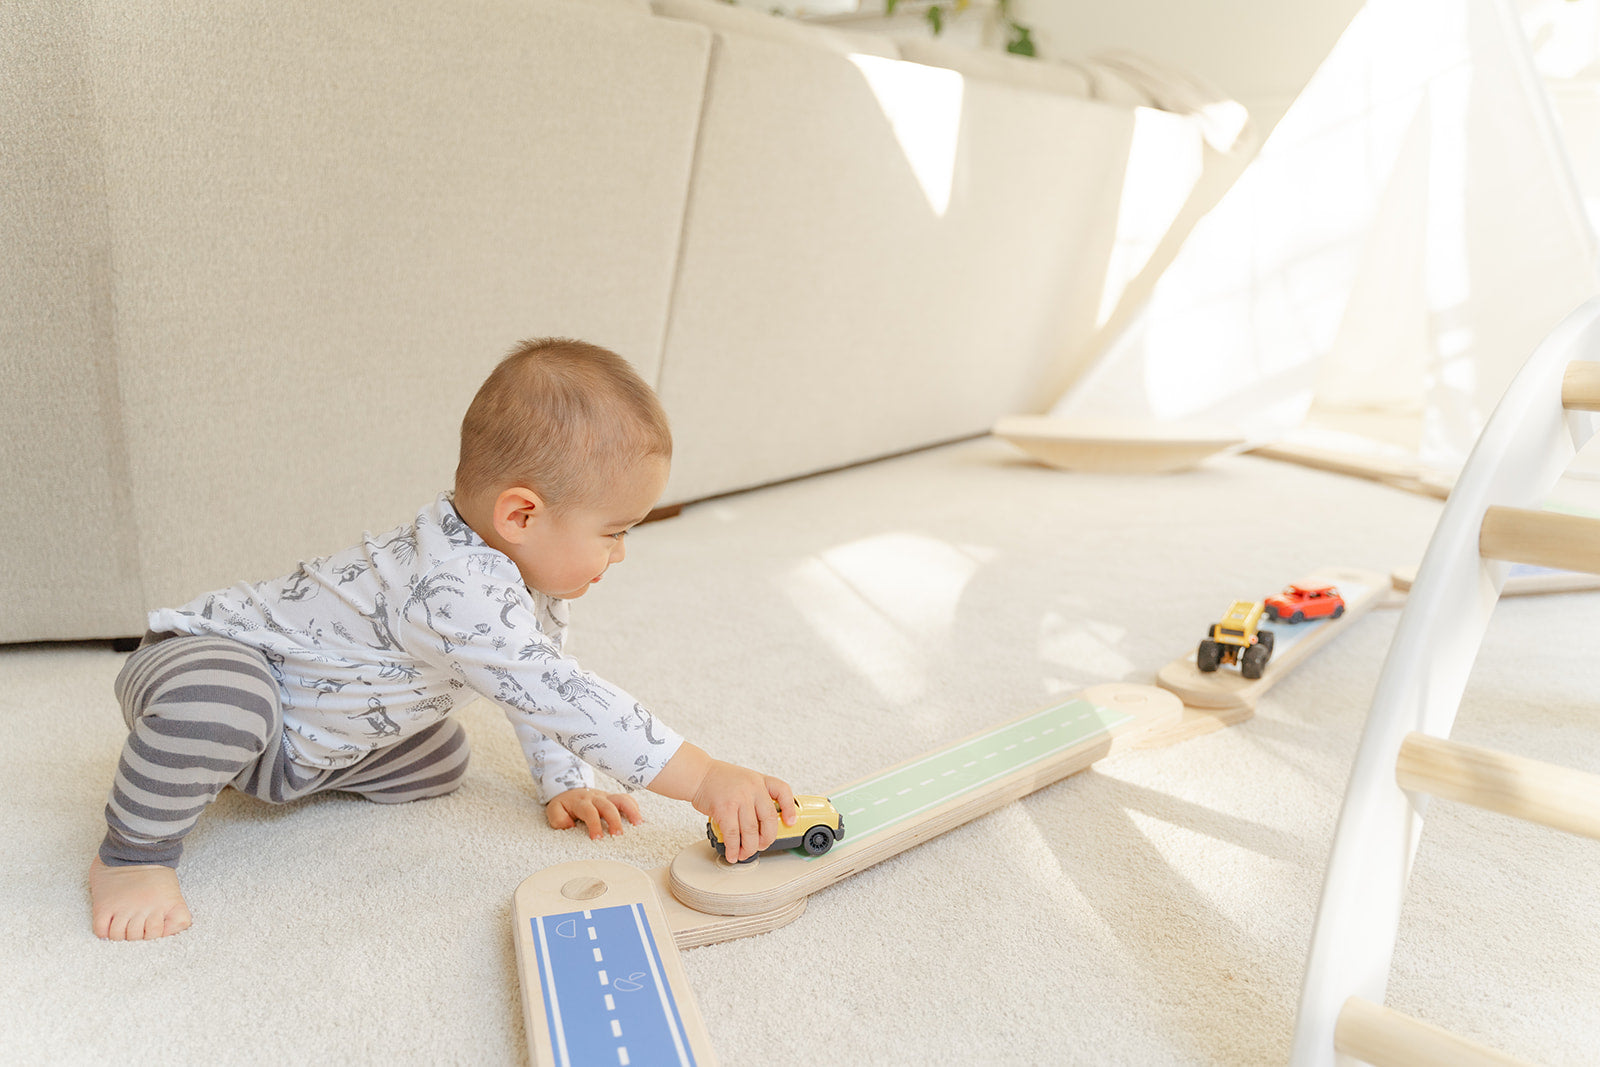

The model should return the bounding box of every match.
[1196,600,1275,679]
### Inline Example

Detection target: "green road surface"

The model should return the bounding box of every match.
[810,698,1134,858]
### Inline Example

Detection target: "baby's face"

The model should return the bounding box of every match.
[507,456,669,600]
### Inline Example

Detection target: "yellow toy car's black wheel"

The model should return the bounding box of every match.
[802,826,835,856]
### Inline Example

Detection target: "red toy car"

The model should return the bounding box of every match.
[1263,584,1345,623]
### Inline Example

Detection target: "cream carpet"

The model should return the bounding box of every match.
[5,437,1598,1065]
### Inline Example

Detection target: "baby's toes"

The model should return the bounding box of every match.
[165,904,193,936]
[104,910,133,941]
[127,908,159,941]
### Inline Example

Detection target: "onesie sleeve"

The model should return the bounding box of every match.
[514,720,598,803]
[395,553,684,803]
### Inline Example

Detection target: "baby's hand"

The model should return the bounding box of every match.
[694,763,797,863]
[546,788,644,840]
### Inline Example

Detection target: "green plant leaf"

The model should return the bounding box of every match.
[1006,22,1036,57]
[885,0,898,14]
[926,4,943,34]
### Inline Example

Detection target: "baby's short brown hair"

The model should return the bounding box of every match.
[455,338,671,511]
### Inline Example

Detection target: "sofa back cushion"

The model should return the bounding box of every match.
[652,0,900,59]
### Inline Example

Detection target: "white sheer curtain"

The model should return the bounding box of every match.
[1053,0,1600,471]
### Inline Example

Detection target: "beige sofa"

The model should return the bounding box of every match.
[1,0,1252,642]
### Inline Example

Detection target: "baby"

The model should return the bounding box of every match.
[89,338,797,940]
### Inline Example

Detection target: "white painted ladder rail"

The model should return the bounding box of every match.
[1289,297,1600,1067]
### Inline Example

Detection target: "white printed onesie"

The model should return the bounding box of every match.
[147,493,683,802]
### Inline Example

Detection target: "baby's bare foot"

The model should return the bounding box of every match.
[89,856,193,940]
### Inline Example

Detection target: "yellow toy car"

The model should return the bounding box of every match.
[707,794,846,863]
[1196,599,1276,679]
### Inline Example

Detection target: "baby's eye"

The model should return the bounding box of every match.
[609,531,628,541]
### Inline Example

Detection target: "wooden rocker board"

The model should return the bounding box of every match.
[992,415,1247,474]
[1152,566,1387,729]
[1392,561,1600,596]
[668,682,1182,918]
[513,860,718,1067]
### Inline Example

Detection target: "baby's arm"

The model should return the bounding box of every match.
[513,717,648,839]
[401,554,686,836]
[404,554,793,850]
[647,743,797,862]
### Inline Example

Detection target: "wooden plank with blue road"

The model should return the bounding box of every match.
[514,861,719,1067]
[531,902,694,1067]
[1155,567,1388,715]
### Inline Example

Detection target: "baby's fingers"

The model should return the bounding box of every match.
[572,798,607,840]
[593,796,636,837]
[722,802,762,862]
[767,776,798,826]
[546,803,576,831]
[613,793,645,827]
[714,809,742,862]
[731,808,758,862]
[746,800,777,856]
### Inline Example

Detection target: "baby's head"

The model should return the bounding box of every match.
[454,339,673,598]
[455,337,672,517]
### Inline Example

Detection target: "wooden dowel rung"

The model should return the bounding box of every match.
[1479,506,1600,576]
[1334,997,1537,1067]
[1562,361,1600,411]
[1396,733,1600,840]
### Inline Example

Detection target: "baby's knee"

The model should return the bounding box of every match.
[353,721,471,804]
[427,724,472,794]
[144,679,279,754]
[122,637,281,751]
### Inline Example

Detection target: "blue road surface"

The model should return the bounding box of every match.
[531,902,696,1067]
[1257,581,1372,658]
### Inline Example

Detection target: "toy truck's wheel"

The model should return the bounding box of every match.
[1256,630,1275,655]
[1196,639,1222,672]
[1241,643,1270,679]
[1332,604,1345,618]
[803,826,835,856]
[1289,610,1305,623]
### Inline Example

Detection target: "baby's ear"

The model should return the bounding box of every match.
[493,486,546,541]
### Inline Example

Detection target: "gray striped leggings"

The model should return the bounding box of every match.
[100,633,470,868]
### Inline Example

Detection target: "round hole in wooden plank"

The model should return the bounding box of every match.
[561,876,607,901]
